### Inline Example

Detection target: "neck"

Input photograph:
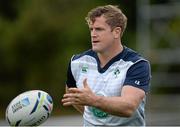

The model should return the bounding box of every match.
[97,42,123,68]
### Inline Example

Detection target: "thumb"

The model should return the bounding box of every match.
[83,78,88,88]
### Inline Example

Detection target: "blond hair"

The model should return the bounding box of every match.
[86,5,127,37]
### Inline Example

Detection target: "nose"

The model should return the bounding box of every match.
[91,29,97,37]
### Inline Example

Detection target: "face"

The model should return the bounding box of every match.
[88,16,118,54]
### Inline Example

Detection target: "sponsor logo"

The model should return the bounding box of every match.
[81,65,88,73]
[90,93,108,118]
[135,80,140,85]
[90,106,108,118]
[21,98,30,106]
[12,97,30,113]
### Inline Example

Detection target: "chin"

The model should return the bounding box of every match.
[92,48,99,52]
[92,46,105,53]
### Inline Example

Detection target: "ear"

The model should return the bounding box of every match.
[113,27,121,39]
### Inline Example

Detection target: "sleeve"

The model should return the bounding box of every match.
[123,60,151,93]
[66,59,77,88]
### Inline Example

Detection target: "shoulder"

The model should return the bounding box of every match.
[71,49,96,61]
[122,46,149,64]
[122,47,151,74]
[123,47,151,93]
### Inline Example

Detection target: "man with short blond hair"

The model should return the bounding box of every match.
[62,5,151,126]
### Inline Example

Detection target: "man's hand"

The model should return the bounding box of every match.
[62,78,97,106]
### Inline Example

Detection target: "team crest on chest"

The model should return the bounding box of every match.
[113,68,120,78]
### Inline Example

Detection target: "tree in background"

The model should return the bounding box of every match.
[0,0,137,116]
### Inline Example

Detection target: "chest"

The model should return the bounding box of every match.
[75,62,132,97]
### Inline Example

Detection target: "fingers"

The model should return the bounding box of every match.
[62,93,80,106]
[68,78,89,92]
[62,97,78,106]
[83,78,88,88]
[63,93,79,98]
[62,79,89,106]
[61,98,73,106]
[68,88,81,93]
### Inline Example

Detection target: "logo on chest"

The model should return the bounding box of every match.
[113,68,120,78]
[81,65,88,73]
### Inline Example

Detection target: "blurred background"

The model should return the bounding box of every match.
[0,0,180,126]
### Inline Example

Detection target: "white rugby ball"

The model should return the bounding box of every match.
[5,90,53,126]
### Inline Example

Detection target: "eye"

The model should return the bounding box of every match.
[95,27,104,31]
[89,28,93,31]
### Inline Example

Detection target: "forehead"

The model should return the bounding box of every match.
[88,16,109,28]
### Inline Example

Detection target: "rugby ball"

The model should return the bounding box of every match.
[5,90,53,126]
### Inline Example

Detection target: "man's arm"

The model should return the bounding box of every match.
[92,85,145,117]
[62,60,150,117]
[62,79,145,117]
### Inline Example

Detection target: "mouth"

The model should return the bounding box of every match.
[92,41,100,43]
